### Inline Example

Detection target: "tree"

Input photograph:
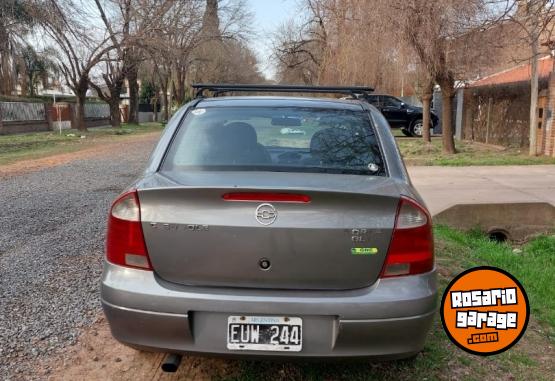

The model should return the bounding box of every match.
[88,0,176,126]
[190,0,261,85]
[139,0,260,114]
[39,0,116,131]
[88,0,133,128]
[0,0,34,95]
[272,1,407,90]
[272,18,324,84]
[143,51,172,120]
[125,49,141,123]
[20,45,55,96]
[418,74,434,144]
[393,1,447,151]
[137,0,203,118]
[123,0,184,123]
[390,0,491,154]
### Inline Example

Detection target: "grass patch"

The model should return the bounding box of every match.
[391,128,408,137]
[211,228,554,381]
[0,122,164,166]
[435,226,555,335]
[396,137,555,166]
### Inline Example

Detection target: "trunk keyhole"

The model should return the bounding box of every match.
[259,258,271,271]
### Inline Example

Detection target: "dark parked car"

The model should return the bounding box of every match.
[361,94,439,137]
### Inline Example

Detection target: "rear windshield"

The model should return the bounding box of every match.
[162,106,385,176]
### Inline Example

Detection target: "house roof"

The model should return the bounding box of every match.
[469,56,554,88]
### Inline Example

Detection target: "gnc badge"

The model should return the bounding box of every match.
[440,266,529,356]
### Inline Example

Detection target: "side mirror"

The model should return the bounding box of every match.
[400,102,406,109]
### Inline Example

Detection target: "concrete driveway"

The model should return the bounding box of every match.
[408,165,555,215]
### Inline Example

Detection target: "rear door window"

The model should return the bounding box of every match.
[364,95,380,106]
[162,107,385,176]
[382,96,403,108]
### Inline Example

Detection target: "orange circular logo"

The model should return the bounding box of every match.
[441,266,529,356]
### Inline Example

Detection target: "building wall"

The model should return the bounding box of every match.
[0,120,50,135]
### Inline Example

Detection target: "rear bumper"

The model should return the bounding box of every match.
[101,262,437,359]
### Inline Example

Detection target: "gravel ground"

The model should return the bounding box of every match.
[0,134,159,380]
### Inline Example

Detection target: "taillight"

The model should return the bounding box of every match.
[380,196,434,278]
[106,190,152,270]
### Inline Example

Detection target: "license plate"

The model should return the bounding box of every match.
[227,316,302,352]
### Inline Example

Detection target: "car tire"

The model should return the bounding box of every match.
[401,128,412,137]
[409,119,424,137]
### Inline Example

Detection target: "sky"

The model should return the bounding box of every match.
[247,0,300,80]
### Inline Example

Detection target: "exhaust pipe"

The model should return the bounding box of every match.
[161,353,182,373]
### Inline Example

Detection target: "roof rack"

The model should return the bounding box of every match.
[192,84,374,98]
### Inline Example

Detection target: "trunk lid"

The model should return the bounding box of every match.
[139,171,400,290]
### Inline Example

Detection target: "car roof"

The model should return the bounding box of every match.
[195,96,365,111]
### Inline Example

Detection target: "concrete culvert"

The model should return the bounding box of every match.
[488,230,509,243]
[433,202,555,242]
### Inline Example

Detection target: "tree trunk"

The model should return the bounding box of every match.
[161,88,168,121]
[0,26,13,95]
[108,79,124,128]
[421,86,433,143]
[158,78,169,121]
[168,84,174,120]
[74,77,89,131]
[75,94,87,131]
[109,98,121,128]
[128,67,139,124]
[529,41,539,156]
[439,80,456,154]
[172,66,187,105]
[28,73,34,97]
[164,92,170,121]
[153,96,158,122]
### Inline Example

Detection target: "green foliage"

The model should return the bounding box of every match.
[20,45,55,96]
[139,81,157,104]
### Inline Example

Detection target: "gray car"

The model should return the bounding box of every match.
[101,85,436,364]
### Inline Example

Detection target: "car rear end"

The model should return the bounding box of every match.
[101,96,437,359]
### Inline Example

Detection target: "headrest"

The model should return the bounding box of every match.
[203,122,258,150]
[222,122,258,148]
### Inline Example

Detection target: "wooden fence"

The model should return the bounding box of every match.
[461,83,535,148]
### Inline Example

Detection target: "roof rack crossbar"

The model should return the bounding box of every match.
[192,84,374,98]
